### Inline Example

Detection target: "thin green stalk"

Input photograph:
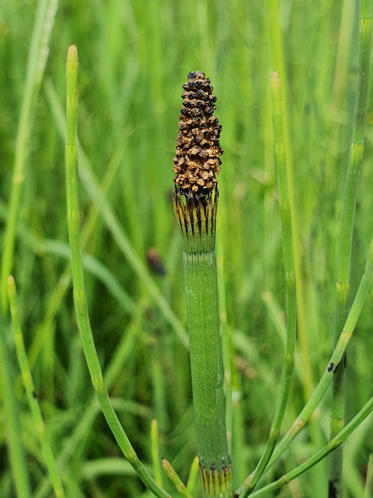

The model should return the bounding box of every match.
[186,457,200,494]
[161,459,191,497]
[329,2,372,496]
[363,454,373,498]
[64,45,170,498]
[0,318,31,498]
[235,71,296,498]
[250,396,373,497]
[268,0,314,400]
[151,419,163,487]
[1,0,58,311]
[267,239,373,467]
[7,276,65,498]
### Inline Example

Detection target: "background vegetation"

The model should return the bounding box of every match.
[1,0,372,496]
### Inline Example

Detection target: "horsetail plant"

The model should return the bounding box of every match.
[64,45,170,498]
[329,0,372,496]
[172,72,231,497]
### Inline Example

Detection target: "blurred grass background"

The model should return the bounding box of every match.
[1,0,373,496]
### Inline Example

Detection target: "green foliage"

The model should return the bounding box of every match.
[1,1,373,497]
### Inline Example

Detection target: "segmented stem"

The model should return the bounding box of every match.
[267,240,373,467]
[329,2,372,495]
[250,396,373,497]
[174,192,231,498]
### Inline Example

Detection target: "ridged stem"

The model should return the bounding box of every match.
[65,45,170,498]
[174,194,231,497]
[329,2,372,496]
[250,396,373,497]
[266,240,373,467]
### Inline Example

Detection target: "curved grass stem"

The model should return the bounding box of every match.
[250,396,373,497]
[65,45,170,498]
[265,240,373,468]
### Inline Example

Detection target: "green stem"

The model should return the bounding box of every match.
[236,72,297,498]
[161,459,191,497]
[174,194,231,497]
[186,457,200,494]
[250,396,373,497]
[267,240,373,467]
[329,2,372,496]
[0,318,31,498]
[7,276,65,498]
[1,0,58,311]
[151,419,163,487]
[64,45,170,498]
[268,0,314,400]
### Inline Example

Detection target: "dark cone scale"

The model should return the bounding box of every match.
[173,71,223,196]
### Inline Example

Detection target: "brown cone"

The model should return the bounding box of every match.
[173,71,223,197]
